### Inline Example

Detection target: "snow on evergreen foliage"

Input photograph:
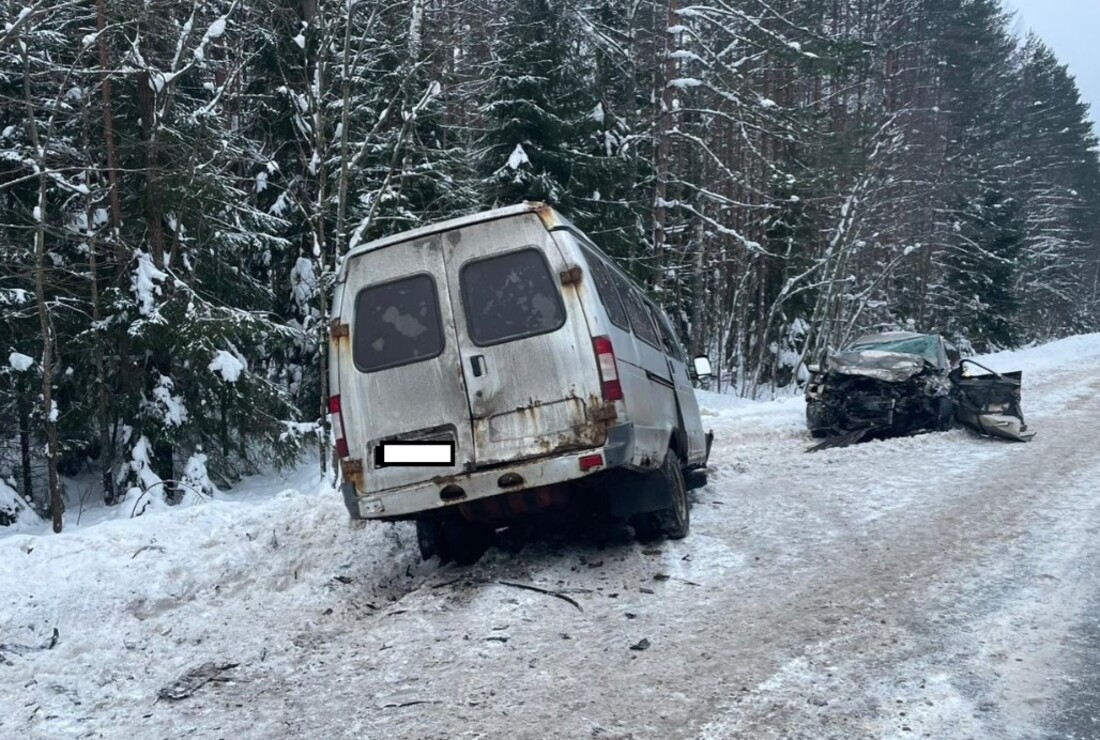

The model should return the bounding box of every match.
[0,478,40,529]
[131,251,168,320]
[8,353,33,372]
[181,452,218,501]
[208,351,245,383]
[121,436,168,517]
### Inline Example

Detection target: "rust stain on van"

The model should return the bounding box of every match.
[531,202,557,230]
[340,458,365,491]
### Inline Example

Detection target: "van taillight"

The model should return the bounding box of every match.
[329,394,349,459]
[592,336,623,401]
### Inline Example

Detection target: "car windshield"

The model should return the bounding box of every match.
[847,335,940,362]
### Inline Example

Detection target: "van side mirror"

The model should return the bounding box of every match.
[692,355,713,381]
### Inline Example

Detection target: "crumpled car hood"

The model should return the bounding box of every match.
[826,349,928,382]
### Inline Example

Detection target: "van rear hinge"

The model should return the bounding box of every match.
[329,320,350,339]
[559,265,583,285]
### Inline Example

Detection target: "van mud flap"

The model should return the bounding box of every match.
[953,361,1035,442]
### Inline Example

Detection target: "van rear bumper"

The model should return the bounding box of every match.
[343,423,633,520]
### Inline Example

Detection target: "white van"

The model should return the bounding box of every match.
[329,202,713,563]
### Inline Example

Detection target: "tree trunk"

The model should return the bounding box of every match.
[137,66,174,485]
[23,45,63,532]
[87,162,116,504]
[96,0,123,235]
[651,0,678,266]
[17,392,33,507]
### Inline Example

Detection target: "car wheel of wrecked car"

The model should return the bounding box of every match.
[805,401,831,438]
[934,395,955,431]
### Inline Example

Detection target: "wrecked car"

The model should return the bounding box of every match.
[804,331,1034,449]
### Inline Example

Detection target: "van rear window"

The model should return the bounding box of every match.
[460,248,566,346]
[353,274,444,372]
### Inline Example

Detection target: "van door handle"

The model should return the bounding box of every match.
[471,355,486,377]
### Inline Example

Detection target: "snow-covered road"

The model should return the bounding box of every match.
[3,336,1100,739]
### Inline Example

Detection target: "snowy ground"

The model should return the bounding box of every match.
[3,336,1100,740]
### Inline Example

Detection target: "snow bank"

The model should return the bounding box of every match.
[974,332,1100,374]
[0,478,41,530]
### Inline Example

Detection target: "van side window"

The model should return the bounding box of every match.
[460,247,567,346]
[581,248,630,331]
[652,307,686,361]
[615,275,662,348]
[353,274,445,372]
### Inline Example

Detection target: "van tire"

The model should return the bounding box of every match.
[416,519,443,562]
[655,452,690,539]
[633,452,690,541]
[444,517,491,566]
[417,517,490,565]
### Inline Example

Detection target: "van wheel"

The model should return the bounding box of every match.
[630,452,690,543]
[416,519,444,562]
[416,518,490,565]
[441,517,491,566]
[654,452,690,539]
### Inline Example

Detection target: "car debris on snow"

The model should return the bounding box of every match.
[156,662,239,701]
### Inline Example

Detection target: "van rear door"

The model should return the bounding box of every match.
[336,235,476,491]
[441,213,607,467]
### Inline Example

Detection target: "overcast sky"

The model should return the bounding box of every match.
[1005,0,1100,129]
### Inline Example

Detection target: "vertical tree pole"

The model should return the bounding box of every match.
[95,0,125,502]
[22,46,63,532]
[651,0,678,265]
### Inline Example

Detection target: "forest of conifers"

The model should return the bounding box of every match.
[2,0,1099,525]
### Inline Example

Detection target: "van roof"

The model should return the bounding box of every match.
[342,202,568,264]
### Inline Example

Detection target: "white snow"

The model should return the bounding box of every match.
[208,350,245,383]
[181,452,218,502]
[0,478,39,531]
[8,351,33,372]
[2,335,1100,739]
[130,250,167,319]
[149,374,187,427]
[290,256,316,310]
[505,143,529,170]
[205,16,226,40]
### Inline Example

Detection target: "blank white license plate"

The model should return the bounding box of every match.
[374,441,455,467]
